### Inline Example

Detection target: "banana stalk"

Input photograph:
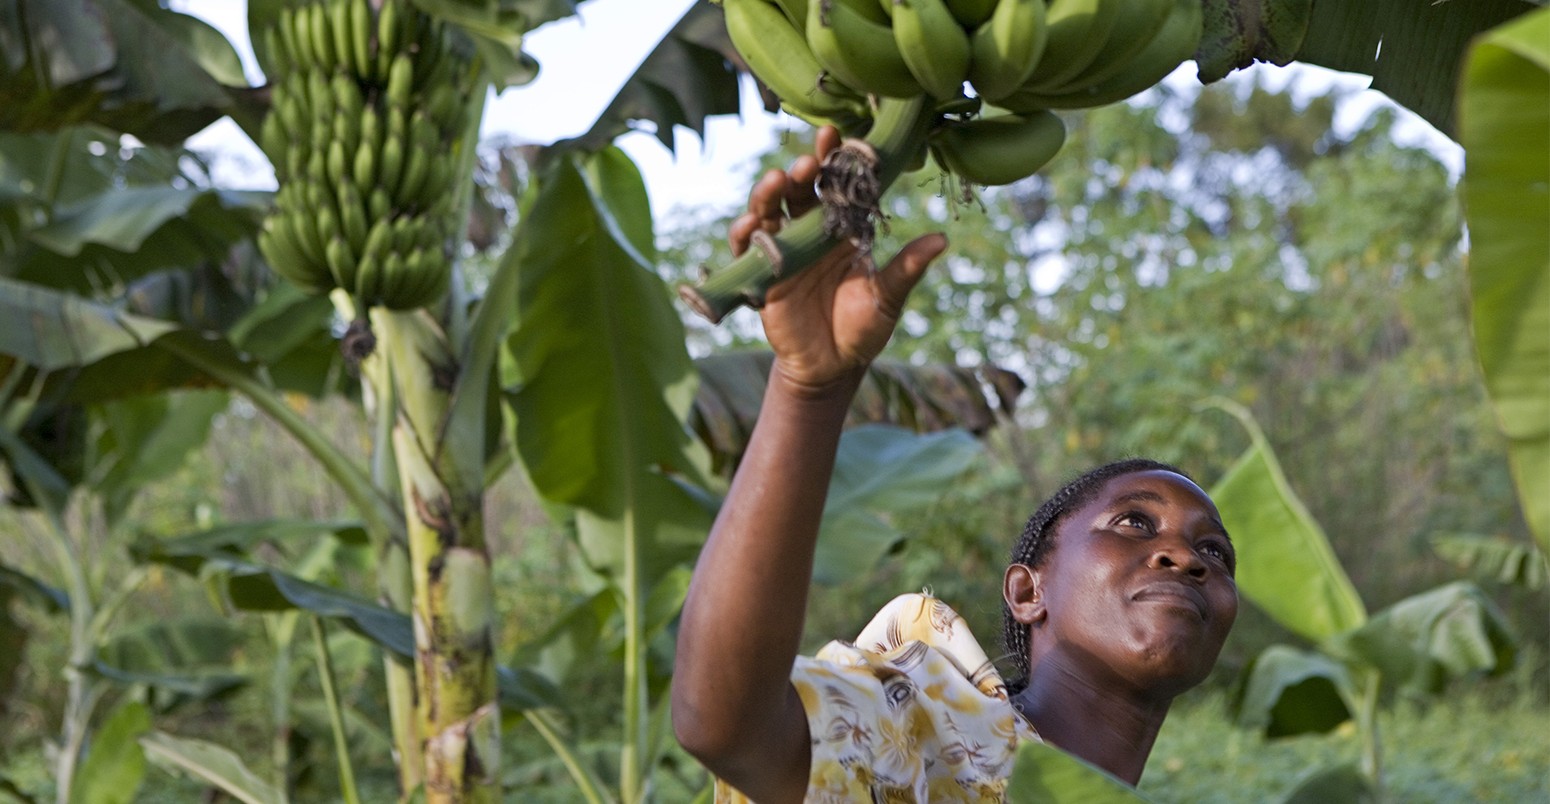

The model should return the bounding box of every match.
[679,93,937,323]
[372,308,501,803]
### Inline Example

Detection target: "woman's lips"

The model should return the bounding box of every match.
[1131,582,1207,619]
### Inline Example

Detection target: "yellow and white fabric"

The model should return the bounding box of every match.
[714,592,1040,803]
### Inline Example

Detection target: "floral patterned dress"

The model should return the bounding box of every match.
[714,593,1041,803]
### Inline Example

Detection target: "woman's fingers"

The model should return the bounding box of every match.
[731,127,849,256]
[872,233,946,319]
[748,168,788,223]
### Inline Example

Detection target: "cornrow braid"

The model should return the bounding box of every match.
[1001,458,1190,694]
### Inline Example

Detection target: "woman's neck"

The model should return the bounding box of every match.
[1011,660,1173,786]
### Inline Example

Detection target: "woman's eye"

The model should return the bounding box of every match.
[1201,541,1234,565]
[1117,512,1153,531]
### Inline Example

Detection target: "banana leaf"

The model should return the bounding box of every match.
[70,700,151,804]
[1206,399,1367,642]
[1459,6,1550,552]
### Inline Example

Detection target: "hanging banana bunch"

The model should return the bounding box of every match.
[687,0,1203,323]
[255,0,476,312]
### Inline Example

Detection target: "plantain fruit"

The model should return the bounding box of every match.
[1000,0,1202,111]
[807,0,923,99]
[724,0,864,121]
[891,0,972,100]
[966,0,1048,103]
[931,109,1067,186]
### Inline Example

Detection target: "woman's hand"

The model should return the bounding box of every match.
[729,126,946,397]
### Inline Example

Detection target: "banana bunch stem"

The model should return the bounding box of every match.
[679,94,937,323]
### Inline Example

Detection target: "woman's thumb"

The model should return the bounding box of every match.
[875,233,947,314]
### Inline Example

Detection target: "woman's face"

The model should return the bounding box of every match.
[1021,469,1239,699]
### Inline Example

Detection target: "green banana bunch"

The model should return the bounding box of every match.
[929,109,1066,186]
[256,0,469,311]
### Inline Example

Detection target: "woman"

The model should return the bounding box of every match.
[671,127,1238,803]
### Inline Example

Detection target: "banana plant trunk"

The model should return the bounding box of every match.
[373,309,500,801]
[359,340,426,797]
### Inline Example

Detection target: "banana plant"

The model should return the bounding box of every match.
[1206,400,1516,802]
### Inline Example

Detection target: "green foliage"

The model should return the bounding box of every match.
[1007,740,1145,802]
[816,426,985,583]
[0,0,246,142]
[1459,6,1550,553]
[1431,534,1548,590]
[139,731,284,804]
[69,700,151,804]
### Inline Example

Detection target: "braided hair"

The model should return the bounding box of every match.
[1001,458,1190,694]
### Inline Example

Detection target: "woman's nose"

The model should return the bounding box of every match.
[1149,538,1207,578]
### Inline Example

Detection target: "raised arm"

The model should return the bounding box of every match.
[671,126,945,802]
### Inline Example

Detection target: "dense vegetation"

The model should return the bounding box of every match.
[3,74,1545,801]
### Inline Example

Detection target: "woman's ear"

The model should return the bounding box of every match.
[1003,563,1046,626]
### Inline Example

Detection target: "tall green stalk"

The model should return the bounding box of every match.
[373,309,499,802]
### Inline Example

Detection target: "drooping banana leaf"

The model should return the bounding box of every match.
[1459,6,1550,552]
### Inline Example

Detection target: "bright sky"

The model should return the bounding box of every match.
[178,0,1461,224]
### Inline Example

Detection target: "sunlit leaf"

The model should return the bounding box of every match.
[69,699,151,804]
[138,732,283,804]
[1006,739,1145,802]
[1230,644,1352,738]
[1460,6,1550,552]
[1206,399,1366,641]
[502,148,698,519]
[1332,581,1515,694]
